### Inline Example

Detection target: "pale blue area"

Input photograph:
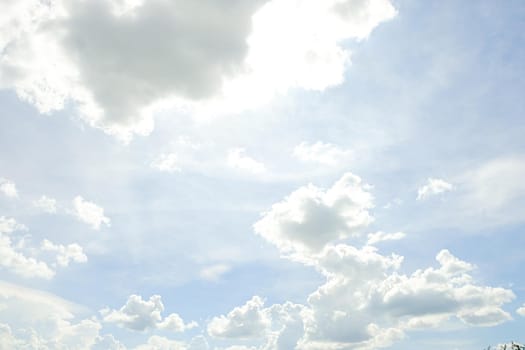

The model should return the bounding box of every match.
[1,0,525,348]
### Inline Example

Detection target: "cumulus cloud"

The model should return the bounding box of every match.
[0,218,54,279]
[101,294,197,332]
[254,173,373,254]
[227,148,266,174]
[248,173,516,349]
[417,178,454,200]
[33,195,58,213]
[0,235,52,279]
[0,0,264,140]
[72,195,111,230]
[0,178,18,198]
[0,216,87,278]
[207,296,270,339]
[0,0,396,140]
[293,141,353,165]
[517,304,525,317]
[0,216,26,234]
[207,298,307,349]
[41,239,88,267]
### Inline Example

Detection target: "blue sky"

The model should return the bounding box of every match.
[0,0,524,349]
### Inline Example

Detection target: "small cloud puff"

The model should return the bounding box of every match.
[293,141,352,165]
[417,178,454,200]
[227,148,266,174]
[33,195,58,214]
[0,178,18,198]
[517,304,525,317]
[72,196,111,230]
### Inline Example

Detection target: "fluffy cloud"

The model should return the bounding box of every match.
[0,0,266,140]
[101,294,197,332]
[254,173,373,254]
[207,296,270,339]
[249,173,516,349]
[41,239,88,267]
[33,195,58,213]
[293,141,352,165]
[207,300,306,349]
[0,0,396,140]
[417,178,454,200]
[227,148,266,174]
[72,196,111,230]
[0,216,26,233]
[517,304,525,317]
[283,247,513,349]
[0,178,18,198]
[0,216,87,278]
[0,217,54,279]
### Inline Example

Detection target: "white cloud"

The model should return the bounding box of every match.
[33,195,58,213]
[417,178,454,200]
[214,0,397,114]
[151,153,181,173]
[101,294,196,332]
[199,264,231,282]
[134,335,187,350]
[0,178,18,198]
[41,239,88,267]
[227,148,266,174]
[248,174,516,349]
[72,196,111,230]
[0,216,27,234]
[0,217,87,278]
[293,141,352,165]
[254,173,373,254]
[0,0,264,140]
[0,223,55,279]
[295,247,514,349]
[517,304,525,317]
[0,0,396,140]
[366,231,406,245]
[207,296,270,339]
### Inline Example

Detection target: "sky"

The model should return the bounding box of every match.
[0,0,525,349]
